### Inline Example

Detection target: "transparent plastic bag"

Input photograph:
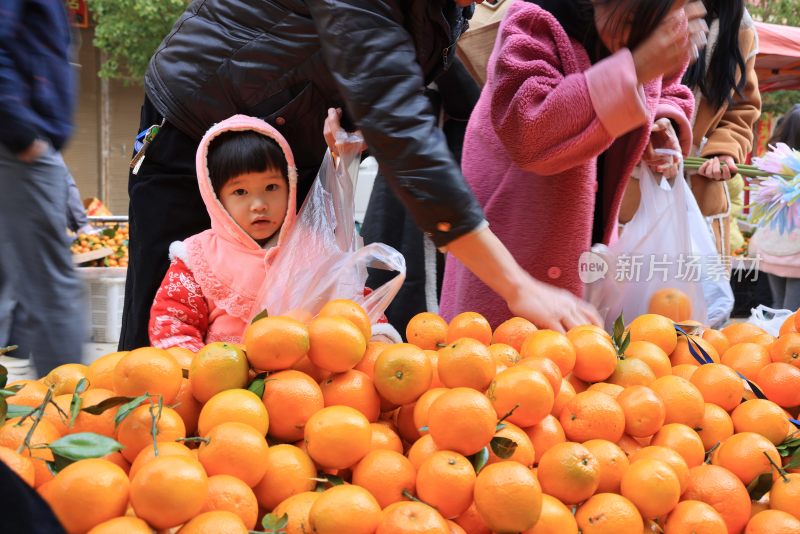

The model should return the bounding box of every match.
[256,132,406,323]
[746,305,793,337]
[585,153,731,329]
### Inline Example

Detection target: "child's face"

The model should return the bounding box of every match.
[218,168,288,244]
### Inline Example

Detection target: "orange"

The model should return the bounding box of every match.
[690,363,745,411]
[629,314,678,354]
[112,347,181,403]
[770,472,800,520]
[86,517,151,534]
[518,356,562,394]
[746,510,800,534]
[731,399,792,445]
[796,309,800,331]
[702,329,731,357]
[102,451,129,474]
[722,323,768,345]
[487,422,536,468]
[197,388,269,436]
[616,435,643,458]
[308,485,382,534]
[272,492,320,534]
[374,343,433,405]
[697,403,734,451]
[437,338,495,391]
[784,313,799,334]
[425,349,444,389]
[489,343,521,373]
[394,402,422,444]
[756,362,800,408]
[525,415,566,465]
[453,503,492,534]
[166,346,196,369]
[752,333,778,348]
[354,341,388,380]
[670,336,720,366]
[198,474,258,530]
[116,403,186,462]
[376,501,450,534]
[568,324,612,339]
[85,351,127,390]
[129,441,193,480]
[308,315,368,373]
[262,369,324,442]
[551,379,576,417]
[42,363,90,396]
[523,493,578,534]
[672,363,698,381]
[304,405,372,469]
[651,423,705,467]
[629,446,689,493]
[770,332,800,368]
[291,354,329,383]
[587,382,624,397]
[244,316,309,371]
[682,464,752,534]
[649,375,705,428]
[42,394,72,435]
[251,444,316,511]
[493,317,537,352]
[559,390,625,443]
[568,330,617,383]
[319,299,371,340]
[416,450,475,519]
[522,330,577,376]
[172,377,202,435]
[6,380,49,408]
[488,366,554,427]
[198,422,269,487]
[447,312,492,345]
[406,312,449,350]
[536,442,600,505]
[474,461,542,532]
[413,388,448,436]
[648,288,692,322]
[616,385,666,438]
[607,358,656,387]
[320,369,381,422]
[0,446,34,486]
[177,511,248,533]
[352,450,416,509]
[582,439,629,494]
[0,417,60,488]
[369,422,403,453]
[664,500,728,534]
[189,342,249,403]
[575,493,644,534]
[46,459,129,534]
[427,387,497,456]
[721,342,771,382]
[620,459,680,519]
[713,432,781,486]
[407,434,440,470]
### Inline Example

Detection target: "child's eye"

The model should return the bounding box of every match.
[266,184,280,192]
[233,189,247,196]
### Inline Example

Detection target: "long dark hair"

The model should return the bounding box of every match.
[768,105,800,149]
[682,0,747,109]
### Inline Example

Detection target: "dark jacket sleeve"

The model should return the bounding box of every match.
[307,0,485,246]
[0,0,39,153]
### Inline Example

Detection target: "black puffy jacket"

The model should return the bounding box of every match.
[144,0,485,246]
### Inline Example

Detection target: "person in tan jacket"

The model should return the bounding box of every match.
[620,0,761,258]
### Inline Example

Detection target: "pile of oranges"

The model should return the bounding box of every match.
[70,224,129,268]
[1,299,800,533]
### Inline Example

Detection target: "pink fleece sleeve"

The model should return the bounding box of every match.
[654,68,695,156]
[489,4,649,177]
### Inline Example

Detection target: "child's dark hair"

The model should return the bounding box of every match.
[769,104,800,150]
[208,130,289,196]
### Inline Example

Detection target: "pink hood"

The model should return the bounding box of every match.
[173,115,298,324]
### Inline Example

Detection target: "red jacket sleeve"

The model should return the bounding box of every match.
[149,259,209,352]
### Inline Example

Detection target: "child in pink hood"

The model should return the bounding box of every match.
[149,115,395,351]
[441,0,706,328]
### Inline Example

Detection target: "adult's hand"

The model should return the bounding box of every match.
[447,227,602,333]
[323,108,367,155]
[697,155,738,181]
[643,118,682,178]
[632,1,707,84]
[17,139,48,163]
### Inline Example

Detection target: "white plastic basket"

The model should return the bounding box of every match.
[78,267,127,344]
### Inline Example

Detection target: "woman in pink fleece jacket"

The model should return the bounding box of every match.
[441,0,704,328]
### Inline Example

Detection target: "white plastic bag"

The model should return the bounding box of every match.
[256,133,406,323]
[585,155,733,330]
[747,305,793,337]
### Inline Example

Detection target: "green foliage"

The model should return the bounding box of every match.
[762,91,800,115]
[87,0,188,83]
[749,1,800,26]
